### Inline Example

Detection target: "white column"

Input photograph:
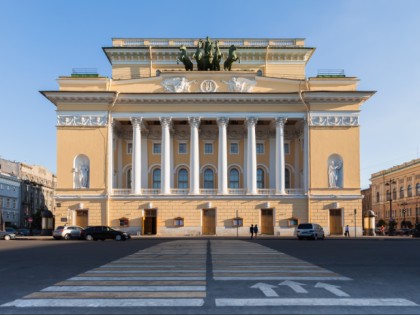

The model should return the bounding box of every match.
[217,117,229,194]
[131,117,142,194]
[189,117,200,194]
[160,117,172,194]
[246,117,258,194]
[117,138,123,188]
[107,119,114,194]
[303,117,309,192]
[275,117,287,194]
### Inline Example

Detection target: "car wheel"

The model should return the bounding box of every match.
[86,234,94,241]
[4,235,11,241]
[115,234,122,241]
[64,234,71,240]
[297,236,302,240]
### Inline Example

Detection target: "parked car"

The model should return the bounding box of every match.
[17,228,30,236]
[296,223,325,240]
[81,226,130,241]
[5,227,18,234]
[0,230,16,240]
[53,226,84,240]
[396,228,413,236]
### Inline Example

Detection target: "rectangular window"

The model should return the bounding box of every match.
[6,198,10,208]
[178,142,187,154]
[12,199,16,209]
[230,142,239,154]
[284,142,290,154]
[256,143,264,154]
[153,143,161,154]
[204,143,213,154]
[127,143,132,154]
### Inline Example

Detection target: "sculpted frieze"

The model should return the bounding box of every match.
[227,125,244,139]
[200,125,218,140]
[310,114,359,127]
[57,115,107,127]
[161,77,196,93]
[223,77,256,92]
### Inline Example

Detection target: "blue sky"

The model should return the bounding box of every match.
[1,0,419,188]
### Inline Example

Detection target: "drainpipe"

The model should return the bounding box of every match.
[298,80,311,222]
[106,91,120,226]
[265,45,270,75]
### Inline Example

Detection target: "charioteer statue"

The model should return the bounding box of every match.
[177,36,239,71]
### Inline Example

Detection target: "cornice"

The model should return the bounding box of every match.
[41,91,116,107]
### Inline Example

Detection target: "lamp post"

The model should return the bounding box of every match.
[354,208,357,238]
[385,179,396,234]
[401,201,408,229]
[416,197,420,226]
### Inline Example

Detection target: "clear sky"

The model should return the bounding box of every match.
[1,0,419,188]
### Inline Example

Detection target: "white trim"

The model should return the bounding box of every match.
[200,163,217,174]
[229,141,240,155]
[113,112,304,119]
[174,163,190,174]
[203,142,214,155]
[147,163,160,173]
[228,164,244,174]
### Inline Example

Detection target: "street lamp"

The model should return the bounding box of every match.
[416,197,420,226]
[385,179,396,234]
[401,201,408,229]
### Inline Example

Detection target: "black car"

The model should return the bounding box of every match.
[81,226,130,241]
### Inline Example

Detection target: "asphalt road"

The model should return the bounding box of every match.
[0,237,419,314]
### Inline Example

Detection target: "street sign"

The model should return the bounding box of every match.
[27,217,33,223]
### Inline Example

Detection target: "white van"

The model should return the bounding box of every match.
[296,223,325,240]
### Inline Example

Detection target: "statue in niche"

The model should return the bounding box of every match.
[224,45,240,71]
[212,40,223,71]
[193,39,204,71]
[328,159,342,188]
[177,45,193,71]
[78,164,89,188]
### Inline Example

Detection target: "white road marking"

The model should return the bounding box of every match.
[215,298,419,307]
[315,282,350,297]
[214,276,352,281]
[41,286,205,292]
[279,280,308,293]
[250,282,279,297]
[87,270,205,274]
[213,270,329,273]
[70,276,206,281]
[2,298,204,307]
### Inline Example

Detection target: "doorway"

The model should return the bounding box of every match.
[202,209,216,235]
[329,209,343,235]
[261,209,274,235]
[75,210,88,227]
[143,209,157,235]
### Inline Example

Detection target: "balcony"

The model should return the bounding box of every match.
[112,188,305,196]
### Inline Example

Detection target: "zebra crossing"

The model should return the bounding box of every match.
[2,240,207,308]
[1,239,418,310]
[211,240,351,281]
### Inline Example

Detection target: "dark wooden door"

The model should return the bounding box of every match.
[202,209,216,235]
[329,209,342,235]
[144,209,157,235]
[261,209,274,235]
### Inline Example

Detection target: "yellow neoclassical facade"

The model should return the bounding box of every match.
[42,37,374,236]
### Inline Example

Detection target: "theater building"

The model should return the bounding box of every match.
[41,37,374,236]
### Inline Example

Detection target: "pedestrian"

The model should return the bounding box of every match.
[380,225,385,236]
[253,224,258,238]
[250,224,254,239]
[344,225,350,237]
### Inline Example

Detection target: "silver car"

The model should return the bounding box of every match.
[297,223,325,240]
[53,225,84,240]
[0,230,16,240]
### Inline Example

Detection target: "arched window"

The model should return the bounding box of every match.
[127,168,132,189]
[407,184,412,197]
[229,168,239,188]
[285,168,291,189]
[392,188,397,200]
[152,169,161,189]
[257,168,264,188]
[376,192,380,203]
[416,183,420,196]
[204,169,214,188]
[399,187,404,199]
[178,168,188,189]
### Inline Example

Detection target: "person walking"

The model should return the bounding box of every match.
[344,225,350,237]
[253,224,259,238]
[250,224,254,239]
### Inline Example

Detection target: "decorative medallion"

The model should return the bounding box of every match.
[200,80,218,93]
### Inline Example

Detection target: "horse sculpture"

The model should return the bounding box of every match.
[177,45,193,71]
[193,40,204,71]
[212,40,223,71]
[223,45,240,71]
[203,36,214,71]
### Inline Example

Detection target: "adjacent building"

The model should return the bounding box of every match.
[42,37,375,236]
[0,158,56,228]
[370,158,420,228]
